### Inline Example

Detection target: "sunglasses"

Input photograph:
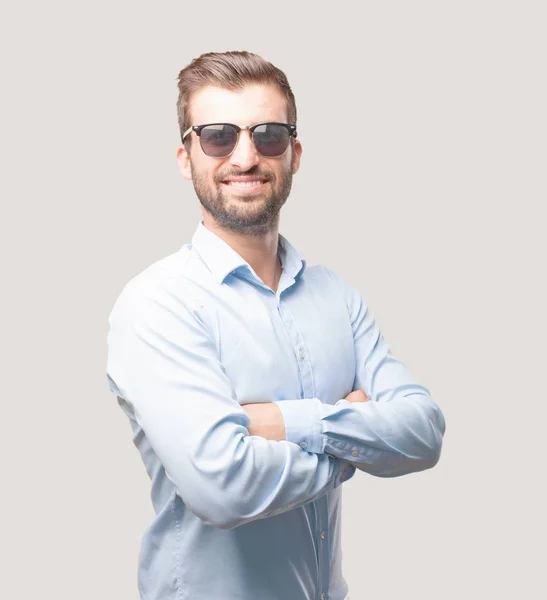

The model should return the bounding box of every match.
[182,122,297,158]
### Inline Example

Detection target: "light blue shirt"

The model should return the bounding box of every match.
[106,219,446,600]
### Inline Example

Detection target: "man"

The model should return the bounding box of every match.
[106,50,446,600]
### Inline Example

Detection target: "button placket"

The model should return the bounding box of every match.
[317,498,330,600]
[277,300,316,399]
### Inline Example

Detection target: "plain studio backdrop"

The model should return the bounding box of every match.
[1,1,545,599]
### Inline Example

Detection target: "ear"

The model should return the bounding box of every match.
[176,144,193,180]
[291,139,303,175]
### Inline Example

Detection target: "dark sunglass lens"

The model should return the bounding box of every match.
[200,125,238,157]
[253,124,290,157]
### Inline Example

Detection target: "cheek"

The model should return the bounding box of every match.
[269,157,292,182]
[190,158,218,185]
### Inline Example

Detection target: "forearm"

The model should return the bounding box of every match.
[276,391,445,477]
[245,382,444,478]
[242,402,286,441]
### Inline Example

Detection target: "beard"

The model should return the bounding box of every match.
[190,158,295,237]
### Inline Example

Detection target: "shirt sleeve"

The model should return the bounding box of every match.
[106,276,352,530]
[274,267,446,478]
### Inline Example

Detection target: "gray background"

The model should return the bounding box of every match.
[2,1,545,598]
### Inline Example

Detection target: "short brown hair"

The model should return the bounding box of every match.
[176,51,297,147]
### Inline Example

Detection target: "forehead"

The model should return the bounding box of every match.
[189,84,288,126]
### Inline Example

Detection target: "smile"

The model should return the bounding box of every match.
[225,181,265,188]
[221,179,270,195]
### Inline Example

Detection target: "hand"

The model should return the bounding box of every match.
[344,389,371,403]
[242,402,286,442]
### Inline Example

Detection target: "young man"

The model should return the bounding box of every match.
[106,50,446,600]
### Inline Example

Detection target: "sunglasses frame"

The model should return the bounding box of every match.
[182,122,298,158]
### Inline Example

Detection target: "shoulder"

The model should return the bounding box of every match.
[108,247,205,329]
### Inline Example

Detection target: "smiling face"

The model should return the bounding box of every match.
[176,83,302,236]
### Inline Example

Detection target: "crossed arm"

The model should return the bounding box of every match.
[243,390,370,443]
[244,375,444,479]
[107,270,445,529]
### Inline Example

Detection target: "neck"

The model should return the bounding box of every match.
[202,215,283,291]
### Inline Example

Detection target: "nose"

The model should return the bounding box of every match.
[228,130,260,170]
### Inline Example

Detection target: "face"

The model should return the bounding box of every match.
[176,84,302,236]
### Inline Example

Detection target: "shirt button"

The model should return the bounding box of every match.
[299,348,306,360]
[320,530,326,540]
[300,441,308,449]
[352,450,359,457]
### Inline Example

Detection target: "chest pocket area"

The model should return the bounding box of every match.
[292,285,356,405]
[216,313,302,405]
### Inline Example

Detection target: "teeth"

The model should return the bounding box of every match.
[226,180,264,187]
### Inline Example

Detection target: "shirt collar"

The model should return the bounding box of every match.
[190,220,307,285]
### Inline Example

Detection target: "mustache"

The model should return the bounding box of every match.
[217,166,272,181]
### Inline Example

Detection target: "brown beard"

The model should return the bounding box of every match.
[190,159,295,237]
